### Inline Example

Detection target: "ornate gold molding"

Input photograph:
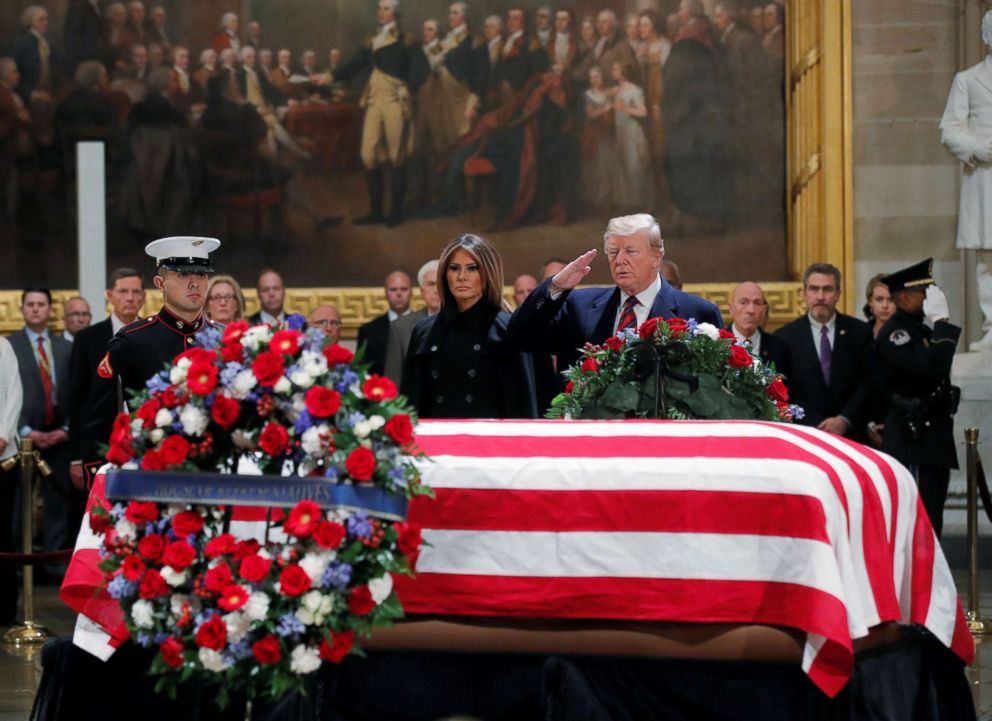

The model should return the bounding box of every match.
[0,284,805,337]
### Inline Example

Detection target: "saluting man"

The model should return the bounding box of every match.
[76,236,221,481]
[327,0,413,227]
[875,258,961,538]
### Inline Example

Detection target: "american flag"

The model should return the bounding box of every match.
[62,419,973,698]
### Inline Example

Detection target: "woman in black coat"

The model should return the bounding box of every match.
[402,233,539,419]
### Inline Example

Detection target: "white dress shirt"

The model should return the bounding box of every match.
[387,308,411,322]
[614,274,662,334]
[503,30,523,57]
[259,310,285,326]
[731,324,762,356]
[111,313,128,335]
[0,336,22,460]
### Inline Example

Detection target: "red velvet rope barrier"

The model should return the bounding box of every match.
[0,549,74,566]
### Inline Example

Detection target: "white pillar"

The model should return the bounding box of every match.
[76,142,107,321]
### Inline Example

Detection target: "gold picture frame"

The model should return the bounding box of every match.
[0,1,851,336]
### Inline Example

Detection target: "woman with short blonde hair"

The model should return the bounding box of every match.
[205,274,246,324]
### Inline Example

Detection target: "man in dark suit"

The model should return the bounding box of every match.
[506,213,723,373]
[247,269,305,329]
[774,263,874,442]
[68,268,145,487]
[727,281,791,382]
[358,270,413,376]
[9,287,75,576]
[64,0,106,71]
[6,6,68,102]
[875,259,960,537]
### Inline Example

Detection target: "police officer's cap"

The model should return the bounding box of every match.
[145,236,220,274]
[880,258,934,294]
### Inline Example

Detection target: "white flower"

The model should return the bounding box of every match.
[149,429,164,444]
[368,415,385,431]
[290,644,321,674]
[354,421,372,439]
[242,325,272,351]
[179,404,207,437]
[170,362,189,385]
[198,647,225,672]
[694,322,720,341]
[114,519,137,540]
[244,592,270,622]
[301,425,329,457]
[368,574,394,605]
[131,418,144,433]
[169,593,200,617]
[161,566,187,587]
[290,369,314,389]
[230,369,258,400]
[154,408,173,428]
[131,600,155,628]
[224,611,250,643]
[295,590,334,626]
[274,376,292,394]
[299,350,327,378]
[299,551,331,585]
[292,392,306,413]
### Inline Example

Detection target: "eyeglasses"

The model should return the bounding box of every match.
[209,294,236,302]
[311,319,342,327]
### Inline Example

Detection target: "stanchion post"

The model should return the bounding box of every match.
[965,427,990,637]
[3,438,52,646]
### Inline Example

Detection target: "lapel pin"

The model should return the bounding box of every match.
[839,329,846,336]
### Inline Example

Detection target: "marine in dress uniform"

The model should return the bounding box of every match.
[330,0,413,227]
[875,258,961,538]
[77,237,221,480]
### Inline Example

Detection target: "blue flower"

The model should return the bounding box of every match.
[219,362,245,387]
[195,324,222,349]
[286,313,307,331]
[193,610,219,631]
[228,640,253,660]
[321,561,353,592]
[110,503,125,521]
[388,468,407,488]
[324,466,339,480]
[686,319,698,333]
[335,370,359,393]
[107,576,137,599]
[276,613,305,637]
[346,512,372,540]
[342,411,365,430]
[294,410,315,435]
[154,632,170,644]
[135,632,153,648]
[789,404,805,421]
[146,373,171,393]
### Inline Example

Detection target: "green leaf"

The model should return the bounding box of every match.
[599,380,639,413]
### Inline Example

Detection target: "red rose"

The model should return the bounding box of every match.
[136,398,162,429]
[89,508,113,535]
[219,342,244,363]
[638,318,660,340]
[383,414,414,446]
[395,523,422,562]
[305,386,341,418]
[233,539,262,559]
[163,540,197,571]
[238,554,272,583]
[210,395,241,430]
[279,564,312,597]
[204,563,233,594]
[319,630,354,663]
[106,439,135,466]
[138,534,166,561]
[121,554,146,582]
[270,329,303,356]
[580,357,599,374]
[728,345,753,368]
[362,375,397,401]
[285,500,322,538]
[252,351,285,387]
[140,449,166,471]
[159,636,185,669]
[160,435,190,466]
[564,380,574,394]
[221,320,250,346]
[204,533,236,558]
[139,569,169,599]
[347,585,375,615]
[323,344,354,367]
[604,336,624,352]
[665,318,688,335]
[345,447,376,482]
[161,387,185,408]
[217,583,249,612]
[252,635,282,665]
[194,615,227,650]
[766,378,789,403]
[186,362,219,396]
[313,521,346,549]
[110,412,132,445]
[172,510,205,536]
[258,422,290,457]
[125,501,159,524]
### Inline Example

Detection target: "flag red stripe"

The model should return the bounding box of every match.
[408,489,831,540]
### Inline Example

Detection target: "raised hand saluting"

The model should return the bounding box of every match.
[550,249,598,294]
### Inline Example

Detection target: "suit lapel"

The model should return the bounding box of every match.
[649,279,679,319]
[589,287,621,343]
[794,316,827,387]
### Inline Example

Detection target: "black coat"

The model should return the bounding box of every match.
[876,309,960,470]
[402,302,538,419]
[357,313,391,376]
[6,31,68,101]
[64,0,106,68]
[774,313,874,442]
[756,329,792,385]
[67,317,114,458]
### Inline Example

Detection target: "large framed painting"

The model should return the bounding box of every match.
[0,0,851,333]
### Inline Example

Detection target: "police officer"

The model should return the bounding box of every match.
[327,0,412,227]
[74,236,221,481]
[876,258,961,537]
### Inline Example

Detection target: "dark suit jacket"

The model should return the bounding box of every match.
[773,313,873,441]
[756,328,792,384]
[67,318,114,457]
[64,0,106,68]
[505,277,724,373]
[6,31,68,101]
[8,328,72,433]
[357,313,391,376]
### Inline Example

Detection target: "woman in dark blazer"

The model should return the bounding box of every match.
[402,233,539,419]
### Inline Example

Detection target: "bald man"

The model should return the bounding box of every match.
[513,274,538,307]
[357,270,412,374]
[308,304,343,344]
[728,281,791,382]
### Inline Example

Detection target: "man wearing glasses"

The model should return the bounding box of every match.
[62,297,92,341]
[308,304,343,344]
